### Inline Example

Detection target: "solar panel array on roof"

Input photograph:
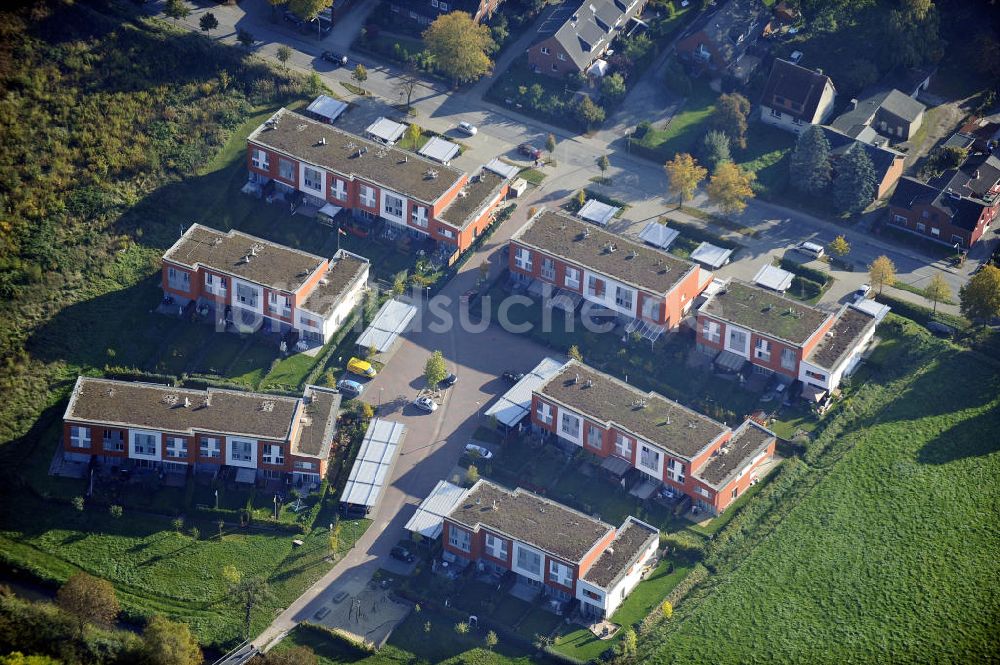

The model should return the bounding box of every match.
[340,419,406,509]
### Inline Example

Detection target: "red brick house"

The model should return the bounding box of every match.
[530,360,777,515]
[388,0,502,27]
[526,0,646,77]
[508,210,710,331]
[247,109,510,259]
[675,0,768,74]
[441,479,659,617]
[63,377,339,484]
[887,153,1000,249]
[162,224,370,344]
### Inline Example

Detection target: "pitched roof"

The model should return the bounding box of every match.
[543,0,643,70]
[831,88,926,138]
[760,59,834,122]
[512,210,697,295]
[818,126,903,185]
[248,108,464,206]
[699,280,832,346]
[163,224,326,293]
[447,480,614,563]
[878,89,926,123]
[537,361,728,460]
[694,420,775,488]
[891,153,1000,231]
[684,0,767,66]
[888,176,939,208]
[582,517,658,588]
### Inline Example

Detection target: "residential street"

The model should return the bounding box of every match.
[151,0,995,651]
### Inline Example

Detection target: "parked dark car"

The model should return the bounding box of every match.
[283,10,304,27]
[390,546,415,563]
[518,143,542,160]
[502,370,524,383]
[926,321,956,338]
[321,51,348,66]
[439,373,458,388]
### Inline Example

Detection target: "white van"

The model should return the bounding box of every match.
[795,241,825,259]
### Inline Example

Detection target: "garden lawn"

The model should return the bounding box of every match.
[645,347,1000,663]
[553,559,693,662]
[262,350,324,391]
[736,122,794,197]
[632,83,717,161]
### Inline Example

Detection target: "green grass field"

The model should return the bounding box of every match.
[645,342,1000,662]
[633,83,718,160]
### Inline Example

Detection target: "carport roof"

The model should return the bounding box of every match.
[341,419,406,508]
[405,480,467,540]
[355,298,418,354]
[485,356,567,428]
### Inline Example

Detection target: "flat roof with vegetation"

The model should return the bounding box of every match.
[512,210,697,295]
[248,108,464,206]
[806,306,877,370]
[694,420,775,489]
[538,361,728,460]
[582,517,658,589]
[163,224,326,293]
[299,252,369,317]
[447,479,613,563]
[699,280,832,346]
[437,171,507,228]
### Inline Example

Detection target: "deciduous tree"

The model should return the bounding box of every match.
[832,144,876,215]
[924,273,952,314]
[883,0,942,68]
[396,71,420,110]
[828,235,850,257]
[575,96,605,129]
[352,64,368,84]
[424,350,447,388]
[276,45,292,68]
[237,28,255,49]
[485,630,499,650]
[546,133,557,155]
[600,72,626,101]
[261,647,319,665]
[959,265,1000,324]
[199,12,218,35]
[141,615,203,665]
[598,154,610,175]
[164,0,190,21]
[869,255,896,295]
[288,0,331,20]
[700,130,731,172]
[423,12,494,84]
[711,93,750,149]
[790,125,832,195]
[706,161,755,215]
[465,464,479,487]
[57,573,120,638]
[229,577,274,638]
[664,153,707,206]
[568,345,583,362]
[404,122,421,149]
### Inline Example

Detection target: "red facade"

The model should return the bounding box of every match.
[888,201,996,249]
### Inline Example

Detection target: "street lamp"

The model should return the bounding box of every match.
[214,489,219,509]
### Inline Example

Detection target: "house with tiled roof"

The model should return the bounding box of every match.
[760,58,836,134]
[818,126,905,200]
[675,0,768,75]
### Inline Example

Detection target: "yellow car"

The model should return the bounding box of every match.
[347,357,377,377]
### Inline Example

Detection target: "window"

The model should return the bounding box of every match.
[586,275,604,297]
[780,348,796,371]
[167,267,190,292]
[303,166,322,192]
[805,369,826,381]
[931,227,940,237]
[263,444,284,465]
[754,338,771,362]
[916,222,926,233]
[103,430,124,452]
[540,46,550,55]
[893,214,907,224]
[557,53,566,61]
[641,297,661,322]
[564,267,580,289]
[514,247,532,271]
[205,273,227,295]
[732,487,739,499]
[485,533,508,559]
[541,257,556,281]
[448,526,471,552]
[200,437,221,458]
[294,460,315,470]
[536,401,553,425]
[230,440,253,462]
[560,412,580,439]
[439,228,455,239]
[431,0,438,6]
[639,444,661,471]
[165,437,187,458]
[411,205,428,227]
[360,185,377,208]
[552,63,558,71]
[921,210,930,219]
[269,292,291,316]
[667,459,685,483]
[279,158,295,181]
[236,283,258,308]
[132,432,157,457]
[383,193,404,219]
[583,588,601,601]
[548,560,573,586]
[615,286,634,310]
[614,432,632,458]
[515,546,542,576]
[331,178,347,201]
[252,149,270,170]
[952,235,964,246]
[702,320,721,343]
[70,426,90,448]
[587,425,603,450]
[439,1,448,9]
[770,108,781,118]
[696,486,712,498]
[726,328,748,354]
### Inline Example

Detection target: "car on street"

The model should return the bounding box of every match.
[852,284,871,302]
[347,357,377,377]
[336,379,364,396]
[390,546,416,563]
[795,241,825,259]
[518,143,542,160]
[439,373,458,388]
[283,10,305,28]
[457,121,478,136]
[502,370,524,383]
[465,443,493,460]
[413,395,438,412]
[321,51,348,67]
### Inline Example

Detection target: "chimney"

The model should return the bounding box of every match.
[849,98,858,111]
[815,67,823,75]
[183,397,191,408]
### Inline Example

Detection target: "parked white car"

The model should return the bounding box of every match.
[413,396,438,413]
[853,284,871,302]
[457,121,478,136]
[465,443,493,460]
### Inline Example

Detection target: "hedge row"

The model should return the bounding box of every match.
[663,217,741,251]
[778,257,832,286]
[874,292,969,331]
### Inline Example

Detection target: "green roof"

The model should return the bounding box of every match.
[700,280,832,346]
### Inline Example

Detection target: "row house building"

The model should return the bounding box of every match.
[530,360,778,515]
[441,479,659,618]
[246,108,510,258]
[162,224,370,344]
[62,377,341,484]
[696,279,887,393]
[508,210,710,330]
